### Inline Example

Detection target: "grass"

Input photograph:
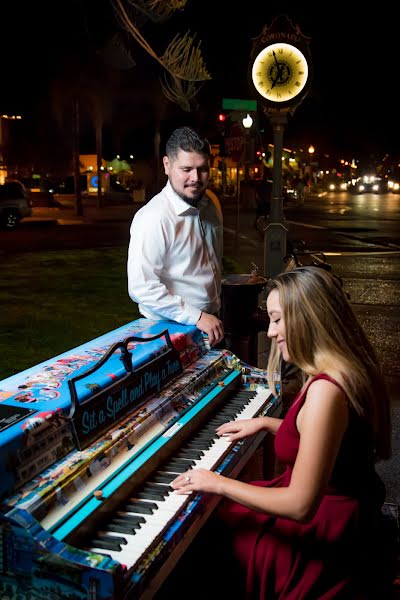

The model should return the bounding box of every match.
[0,249,244,380]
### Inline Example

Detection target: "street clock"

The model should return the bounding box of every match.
[249,15,312,113]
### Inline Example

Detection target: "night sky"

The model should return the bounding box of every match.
[1,1,399,163]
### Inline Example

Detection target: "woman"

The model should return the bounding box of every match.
[172,266,392,599]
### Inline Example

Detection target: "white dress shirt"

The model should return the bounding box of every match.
[127,181,223,325]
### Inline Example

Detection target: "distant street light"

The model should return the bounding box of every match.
[307,145,315,185]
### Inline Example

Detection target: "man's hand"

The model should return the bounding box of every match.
[196,312,224,347]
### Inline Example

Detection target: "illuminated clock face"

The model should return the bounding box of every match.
[251,42,309,103]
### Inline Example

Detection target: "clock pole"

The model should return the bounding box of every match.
[264,111,288,277]
[248,15,312,278]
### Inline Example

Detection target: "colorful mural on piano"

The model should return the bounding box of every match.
[0,319,206,501]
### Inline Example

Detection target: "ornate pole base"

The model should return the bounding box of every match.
[264,220,288,278]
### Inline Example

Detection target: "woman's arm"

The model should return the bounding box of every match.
[172,379,349,522]
[216,415,283,442]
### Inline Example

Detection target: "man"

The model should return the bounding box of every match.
[127,126,224,347]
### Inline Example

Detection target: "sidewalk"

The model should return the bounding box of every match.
[29,201,139,226]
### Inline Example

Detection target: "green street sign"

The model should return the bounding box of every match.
[222,98,257,111]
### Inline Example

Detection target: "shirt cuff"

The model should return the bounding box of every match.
[179,305,202,325]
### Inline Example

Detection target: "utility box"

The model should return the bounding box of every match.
[221,273,268,366]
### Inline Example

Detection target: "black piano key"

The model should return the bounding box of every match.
[125,500,157,514]
[91,538,123,552]
[164,458,196,469]
[208,414,234,421]
[158,466,183,475]
[192,433,215,442]
[106,523,139,535]
[230,398,249,405]
[177,449,204,459]
[113,515,145,526]
[207,411,240,429]
[97,533,128,545]
[135,490,166,501]
[152,472,176,484]
[91,535,126,552]
[144,482,173,493]
[207,417,234,426]
[141,485,170,497]
[208,417,230,427]
[219,410,239,417]
[161,464,186,474]
[187,439,212,449]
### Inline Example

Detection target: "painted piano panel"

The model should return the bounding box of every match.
[0,319,206,500]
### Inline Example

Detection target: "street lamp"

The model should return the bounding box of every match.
[242,113,253,180]
[242,113,253,129]
[307,145,315,189]
[233,114,254,255]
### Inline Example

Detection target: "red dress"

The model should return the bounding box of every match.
[219,374,387,599]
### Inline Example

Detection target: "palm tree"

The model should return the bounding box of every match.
[110,0,211,111]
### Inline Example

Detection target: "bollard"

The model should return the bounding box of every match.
[221,273,269,366]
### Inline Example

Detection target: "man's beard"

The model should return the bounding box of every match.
[177,184,204,207]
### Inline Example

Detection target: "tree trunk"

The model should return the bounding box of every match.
[73,98,83,216]
[96,119,103,209]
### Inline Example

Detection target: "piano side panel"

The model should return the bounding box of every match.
[0,508,121,600]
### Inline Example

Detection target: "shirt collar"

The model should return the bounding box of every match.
[165,180,209,215]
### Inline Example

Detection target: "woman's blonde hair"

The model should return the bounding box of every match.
[266,266,391,460]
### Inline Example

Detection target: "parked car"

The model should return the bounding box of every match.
[0,180,32,229]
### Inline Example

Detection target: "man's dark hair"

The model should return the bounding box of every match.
[166,126,210,159]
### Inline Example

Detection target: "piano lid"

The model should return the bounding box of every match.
[0,318,206,500]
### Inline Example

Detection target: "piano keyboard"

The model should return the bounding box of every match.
[86,386,271,569]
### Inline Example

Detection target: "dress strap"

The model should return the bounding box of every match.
[290,373,346,416]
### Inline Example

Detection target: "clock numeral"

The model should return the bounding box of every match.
[295,81,301,88]
[276,92,281,99]
[298,70,304,76]
[258,79,265,88]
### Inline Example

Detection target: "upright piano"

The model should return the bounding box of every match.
[0,318,280,599]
